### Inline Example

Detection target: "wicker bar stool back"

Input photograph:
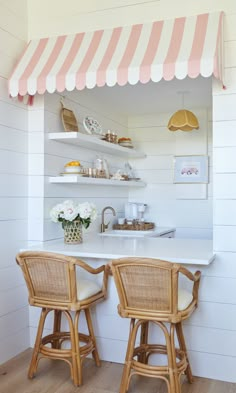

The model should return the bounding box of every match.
[16,251,109,386]
[111,257,201,393]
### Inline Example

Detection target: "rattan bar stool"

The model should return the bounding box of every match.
[111,257,201,393]
[16,251,109,386]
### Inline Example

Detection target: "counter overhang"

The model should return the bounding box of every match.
[23,234,215,266]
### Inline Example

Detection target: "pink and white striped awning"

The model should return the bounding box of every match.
[8,11,223,97]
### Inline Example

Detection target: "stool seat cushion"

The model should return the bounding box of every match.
[77,279,101,301]
[178,289,193,311]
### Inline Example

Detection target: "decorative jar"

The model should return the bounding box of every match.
[63,220,83,244]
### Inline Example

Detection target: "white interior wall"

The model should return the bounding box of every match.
[27,0,236,39]
[26,0,236,383]
[28,91,129,245]
[0,0,228,383]
[0,0,29,363]
[128,108,213,238]
[28,85,213,241]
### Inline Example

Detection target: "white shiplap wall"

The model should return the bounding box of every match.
[24,0,236,383]
[28,91,129,245]
[0,0,29,363]
[128,108,213,239]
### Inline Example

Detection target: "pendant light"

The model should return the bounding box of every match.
[168,92,199,132]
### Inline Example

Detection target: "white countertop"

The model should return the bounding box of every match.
[24,232,215,265]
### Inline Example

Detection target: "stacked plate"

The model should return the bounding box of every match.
[118,141,133,148]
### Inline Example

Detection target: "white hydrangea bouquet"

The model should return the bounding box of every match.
[50,200,97,229]
[50,200,97,243]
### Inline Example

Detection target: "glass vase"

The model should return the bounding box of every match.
[63,221,83,244]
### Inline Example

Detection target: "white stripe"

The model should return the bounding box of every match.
[151,18,175,82]
[27,37,58,95]
[65,31,94,91]
[9,39,40,97]
[45,34,76,93]
[175,15,197,80]
[200,12,221,77]
[106,25,132,87]
[86,28,113,89]
[128,23,153,85]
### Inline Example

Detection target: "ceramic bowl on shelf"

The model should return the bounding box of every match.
[64,160,81,173]
[64,166,81,173]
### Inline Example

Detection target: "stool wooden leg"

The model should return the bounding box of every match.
[159,322,176,393]
[28,308,48,379]
[176,322,193,383]
[52,310,62,349]
[74,310,83,386]
[64,310,80,386]
[119,318,137,393]
[85,308,101,367]
[170,324,181,393]
[139,321,149,364]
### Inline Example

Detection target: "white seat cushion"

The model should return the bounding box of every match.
[178,289,193,311]
[77,279,101,301]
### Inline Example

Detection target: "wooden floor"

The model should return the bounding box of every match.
[0,349,235,393]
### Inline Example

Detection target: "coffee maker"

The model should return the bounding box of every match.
[125,203,147,222]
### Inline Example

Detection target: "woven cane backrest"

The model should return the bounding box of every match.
[16,252,74,305]
[111,258,178,316]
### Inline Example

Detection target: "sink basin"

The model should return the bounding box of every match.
[99,230,156,237]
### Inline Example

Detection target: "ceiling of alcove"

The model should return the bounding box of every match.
[65,76,212,117]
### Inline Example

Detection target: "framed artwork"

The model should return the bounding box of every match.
[174,155,208,184]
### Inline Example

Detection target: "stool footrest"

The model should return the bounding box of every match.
[132,344,187,376]
[40,332,95,359]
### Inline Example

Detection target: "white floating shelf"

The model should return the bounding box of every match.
[48,132,146,158]
[49,175,146,187]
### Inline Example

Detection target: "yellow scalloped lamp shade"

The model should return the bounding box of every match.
[168,109,199,131]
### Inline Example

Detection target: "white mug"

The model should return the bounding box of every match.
[118,218,125,225]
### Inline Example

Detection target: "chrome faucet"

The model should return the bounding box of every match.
[101,206,116,233]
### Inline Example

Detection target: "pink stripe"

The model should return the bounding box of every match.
[37,36,66,94]
[76,30,104,90]
[213,11,223,80]
[188,13,209,78]
[19,38,48,95]
[163,17,186,81]
[17,94,24,102]
[139,21,164,84]
[117,24,143,86]
[96,27,122,87]
[56,33,85,92]
[27,95,34,106]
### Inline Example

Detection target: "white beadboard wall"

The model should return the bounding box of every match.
[128,108,213,239]
[28,90,129,243]
[0,0,29,364]
[24,0,236,384]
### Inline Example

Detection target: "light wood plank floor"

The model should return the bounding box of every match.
[0,349,235,393]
